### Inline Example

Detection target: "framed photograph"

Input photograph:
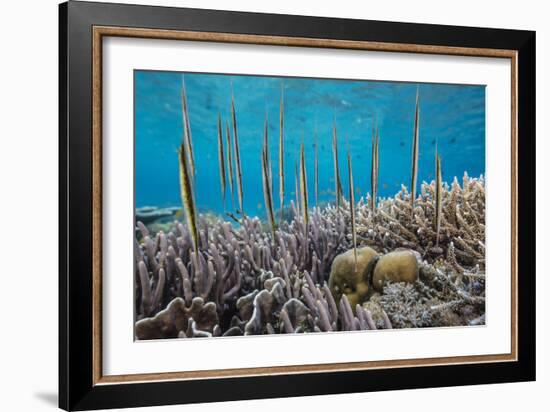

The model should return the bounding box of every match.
[59,1,535,410]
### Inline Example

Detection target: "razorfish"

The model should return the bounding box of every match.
[225,120,234,204]
[314,140,319,206]
[435,150,443,247]
[261,137,277,236]
[300,143,309,232]
[181,77,196,178]
[178,142,199,253]
[371,125,380,214]
[410,88,420,217]
[217,113,226,203]
[231,90,244,214]
[332,121,343,209]
[348,153,358,270]
[279,87,285,220]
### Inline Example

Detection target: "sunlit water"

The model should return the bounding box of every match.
[135,71,485,218]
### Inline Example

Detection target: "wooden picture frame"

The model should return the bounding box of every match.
[59,1,535,410]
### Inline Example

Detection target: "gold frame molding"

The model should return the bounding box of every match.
[92,26,518,386]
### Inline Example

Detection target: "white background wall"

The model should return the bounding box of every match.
[0,0,546,411]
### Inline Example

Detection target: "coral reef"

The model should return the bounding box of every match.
[134,175,485,339]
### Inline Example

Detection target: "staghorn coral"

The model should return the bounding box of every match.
[356,174,485,269]
[134,175,484,338]
[374,282,435,328]
[374,275,485,329]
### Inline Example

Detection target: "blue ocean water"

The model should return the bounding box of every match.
[135,71,485,218]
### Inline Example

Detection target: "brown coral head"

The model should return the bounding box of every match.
[328,246,378,309]
[372,249,419,292]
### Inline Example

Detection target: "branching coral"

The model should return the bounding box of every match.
[135,297,218,340]
[356,174,485,269]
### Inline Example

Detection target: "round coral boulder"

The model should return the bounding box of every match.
[329,246,378,309]
[372,249,419,292]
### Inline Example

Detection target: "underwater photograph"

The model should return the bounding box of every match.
[134,70,486,340]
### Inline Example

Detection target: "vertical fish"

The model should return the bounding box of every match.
[332,120,343,209]
[435,151,443,247]
[294,161,300,217]
[347,153,357,270]
[370,125,380,214]
[225,120,234,205]
[263,114,272,183]
[178,142,199,253]
[279,86,285,220]
[261,132,276,236]
[410,87,420,217]
[231,89,244,214]
[181,77,196,178]
[376,129,380,211]
[300,143,309,232]
[314,139,319,206]
[217,113,226,203]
